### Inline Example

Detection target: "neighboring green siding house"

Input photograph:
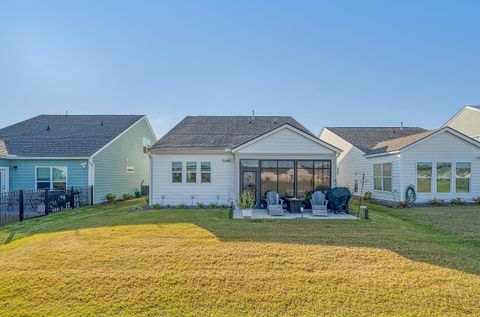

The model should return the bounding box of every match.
[0,115,156,203]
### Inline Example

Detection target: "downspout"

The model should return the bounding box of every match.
[149,153,153,206]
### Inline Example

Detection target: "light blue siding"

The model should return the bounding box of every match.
[6,159,88,191]
[92,117,156,203]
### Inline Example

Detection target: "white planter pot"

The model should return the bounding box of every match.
[242,209,252,218]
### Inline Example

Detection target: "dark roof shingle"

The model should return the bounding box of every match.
[0,115,144,157]
[150,116,313,151]
[326,127,428,154]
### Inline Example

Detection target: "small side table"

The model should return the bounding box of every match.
[289,198,304,213]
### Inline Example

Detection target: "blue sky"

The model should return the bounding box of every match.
[0,0,479,137]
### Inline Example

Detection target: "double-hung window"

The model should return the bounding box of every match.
[436,162,452,193]
[186,162,197,183]
[172,162,182,183]
[201,162,211,183]
[373,163,392,192]
[36,167,67,190]
[456,162,471,193]
[417,162,432,193]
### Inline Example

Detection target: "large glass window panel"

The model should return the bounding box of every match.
[278,161,294,197]
[436,162,451,193]
[297,161,313,198]
[417,162,432,193]
[314,160,331,191]
[261,168,277,198]
[373,164,382,190]
[456,162,471,193]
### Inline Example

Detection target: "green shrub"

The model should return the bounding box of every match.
[237,191,255,209]
[106,193,116,203]
[145,196,149,204]
[473,197,480,205]
[451,198,465,205]
[178,204,188,209]
[429,198,444,206]
[196,203,206,209]
[207,203,218,209]
[363,191,373,200]
[122,193,135,200]
[152,204,161,210]
[397,201,410,208]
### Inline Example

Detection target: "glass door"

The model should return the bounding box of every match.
[241,171,258,207]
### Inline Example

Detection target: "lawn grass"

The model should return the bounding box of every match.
[0,199,479,316]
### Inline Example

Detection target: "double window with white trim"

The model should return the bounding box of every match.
[373,163,392,192]
[416,162,471,193]
[36,167,67,190]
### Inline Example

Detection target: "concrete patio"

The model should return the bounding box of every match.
[233,209,358,220]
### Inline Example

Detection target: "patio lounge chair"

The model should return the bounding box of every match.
[311,191,328,216]
[266,191,284,216]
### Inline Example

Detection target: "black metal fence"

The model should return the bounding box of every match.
[0,186,93,226]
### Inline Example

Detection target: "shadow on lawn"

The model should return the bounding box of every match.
[1,199,479,275]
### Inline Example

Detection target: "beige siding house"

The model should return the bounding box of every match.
[149,116,340,207]
[444,105,480,141]
[320,126,480,203]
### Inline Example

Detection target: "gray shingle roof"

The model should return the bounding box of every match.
[326,127,428,154]
[150,116,314,152]
[0,115,144,157]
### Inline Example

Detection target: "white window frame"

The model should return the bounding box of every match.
[200,161,211,183]
[416,162,433,193]
[435,162,452,193]
[0,167,9,193]
[171,161,183,183]
[35,166,68,190]
[142,137,152,154]
[455,162,471,193]
[373,163,392,192]
[186,161,197,183]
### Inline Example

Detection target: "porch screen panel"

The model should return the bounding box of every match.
[297,161,313,198]
[278,161,295,197]
[261,160,277,198]
[314,160,331,192]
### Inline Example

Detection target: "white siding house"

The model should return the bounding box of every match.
[444,105,480,141]
[320,126,480,203]
[149,116,340,207]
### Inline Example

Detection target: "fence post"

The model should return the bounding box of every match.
[19,190,24,221]
[70,187,75,209]
[45,188,50,215]
[90,186,94,205]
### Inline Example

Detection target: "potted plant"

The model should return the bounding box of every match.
[238,191,255,218]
